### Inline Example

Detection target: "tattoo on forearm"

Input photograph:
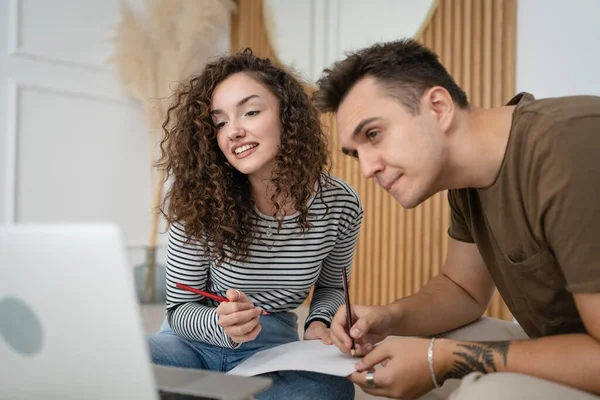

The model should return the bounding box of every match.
[441,341,510,382]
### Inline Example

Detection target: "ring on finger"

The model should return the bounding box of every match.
[365,370,377,388]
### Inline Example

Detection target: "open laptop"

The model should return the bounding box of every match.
[0,223,272,400]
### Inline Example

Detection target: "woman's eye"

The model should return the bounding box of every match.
[246,110,260,117]
[366,130,380,140]
[215,121,226,130]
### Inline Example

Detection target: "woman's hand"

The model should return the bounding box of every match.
[216,289,262,343]
[303,321,333,344]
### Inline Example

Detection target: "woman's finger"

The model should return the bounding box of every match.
[226,289,253,304]
[224,315,260,337]
[218,308,261,328]
[216,301,255,317]
[230,321,262,343]
[318,328,333,344]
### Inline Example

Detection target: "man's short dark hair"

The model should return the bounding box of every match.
[313,38,469,115]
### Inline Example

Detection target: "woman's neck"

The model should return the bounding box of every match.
[248,171,291,217]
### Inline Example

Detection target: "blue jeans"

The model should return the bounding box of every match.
[147,311,355,400]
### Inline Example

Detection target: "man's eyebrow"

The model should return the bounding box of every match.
[352,117,382,139]
[210,94,260,115]
[339,116,382,158]
[341,147,358,158]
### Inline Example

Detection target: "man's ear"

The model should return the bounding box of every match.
[424,86,454,132]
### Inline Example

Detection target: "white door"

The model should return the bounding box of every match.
[0,0,159,264]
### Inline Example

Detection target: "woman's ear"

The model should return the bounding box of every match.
[425,87,454,132]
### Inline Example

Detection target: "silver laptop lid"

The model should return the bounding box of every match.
[154,365,272,400]
[0,223,272,400]
[0,223,159,400]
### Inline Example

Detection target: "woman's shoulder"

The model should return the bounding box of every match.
[168,221,204,245]
[318,173,362,210]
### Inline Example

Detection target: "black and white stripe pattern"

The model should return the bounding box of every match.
[165,174,363,349]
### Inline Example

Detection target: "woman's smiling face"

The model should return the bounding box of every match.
[212,72,283,179]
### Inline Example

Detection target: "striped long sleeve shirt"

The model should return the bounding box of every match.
[165,174,363,349]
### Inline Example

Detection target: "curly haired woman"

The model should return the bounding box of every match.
[146,49,363,400]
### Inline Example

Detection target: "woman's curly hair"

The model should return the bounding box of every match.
[157,48,330,265]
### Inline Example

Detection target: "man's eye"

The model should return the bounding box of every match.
[366,130,380,140]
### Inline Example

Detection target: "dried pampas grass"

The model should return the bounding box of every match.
[110,0,234,139]
[108,0,236,300]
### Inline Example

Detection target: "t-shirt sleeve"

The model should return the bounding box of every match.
[539,117,600,293]
[447,189,475,243]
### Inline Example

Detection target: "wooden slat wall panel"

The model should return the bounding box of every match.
[230,0,277,60]
[417,0,516,321]
[231,0,517,321]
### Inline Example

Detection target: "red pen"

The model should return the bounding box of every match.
[176,283,269,315]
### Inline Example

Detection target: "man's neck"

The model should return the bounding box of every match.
[442,105,517,190]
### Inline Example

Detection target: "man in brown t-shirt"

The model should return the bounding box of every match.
[313,39,600,400]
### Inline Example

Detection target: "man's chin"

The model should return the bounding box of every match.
[398,198,421,209]
[391,190,426,210]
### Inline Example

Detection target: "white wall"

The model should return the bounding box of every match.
[266,0,600,97]
[517,0,600,97]
[263,0,435,83]
[2,0,598,269]
[0,0,229,268]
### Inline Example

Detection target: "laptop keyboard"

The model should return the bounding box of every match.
[158,389,219,400]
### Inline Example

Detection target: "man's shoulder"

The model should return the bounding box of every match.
[518,94,600,122]
[510,94,600,170]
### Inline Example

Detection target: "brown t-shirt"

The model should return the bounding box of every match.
[448,92,600,338]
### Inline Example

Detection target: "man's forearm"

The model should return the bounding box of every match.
[386,274,487,337]
[436,333,600,395]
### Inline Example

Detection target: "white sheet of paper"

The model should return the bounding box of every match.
[226,340,357,377]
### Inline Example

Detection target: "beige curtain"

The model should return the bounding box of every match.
[230,0,516,321]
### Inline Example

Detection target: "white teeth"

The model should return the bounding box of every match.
[234,144,257,155]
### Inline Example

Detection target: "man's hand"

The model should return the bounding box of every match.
[330,304,394,356]
[303,321,333,344]
[350,337,440,400]
[216,289,262,343]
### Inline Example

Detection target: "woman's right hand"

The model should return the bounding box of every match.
[216,289,262,343]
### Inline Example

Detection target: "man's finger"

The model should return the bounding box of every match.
[330,311,354,352]
[351,341,373,357]
[329,327,351,354]
[349,318,371,340]
[349,371,388,397]
[354,342,391,372]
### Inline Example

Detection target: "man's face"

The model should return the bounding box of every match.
[337,76,447,209]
